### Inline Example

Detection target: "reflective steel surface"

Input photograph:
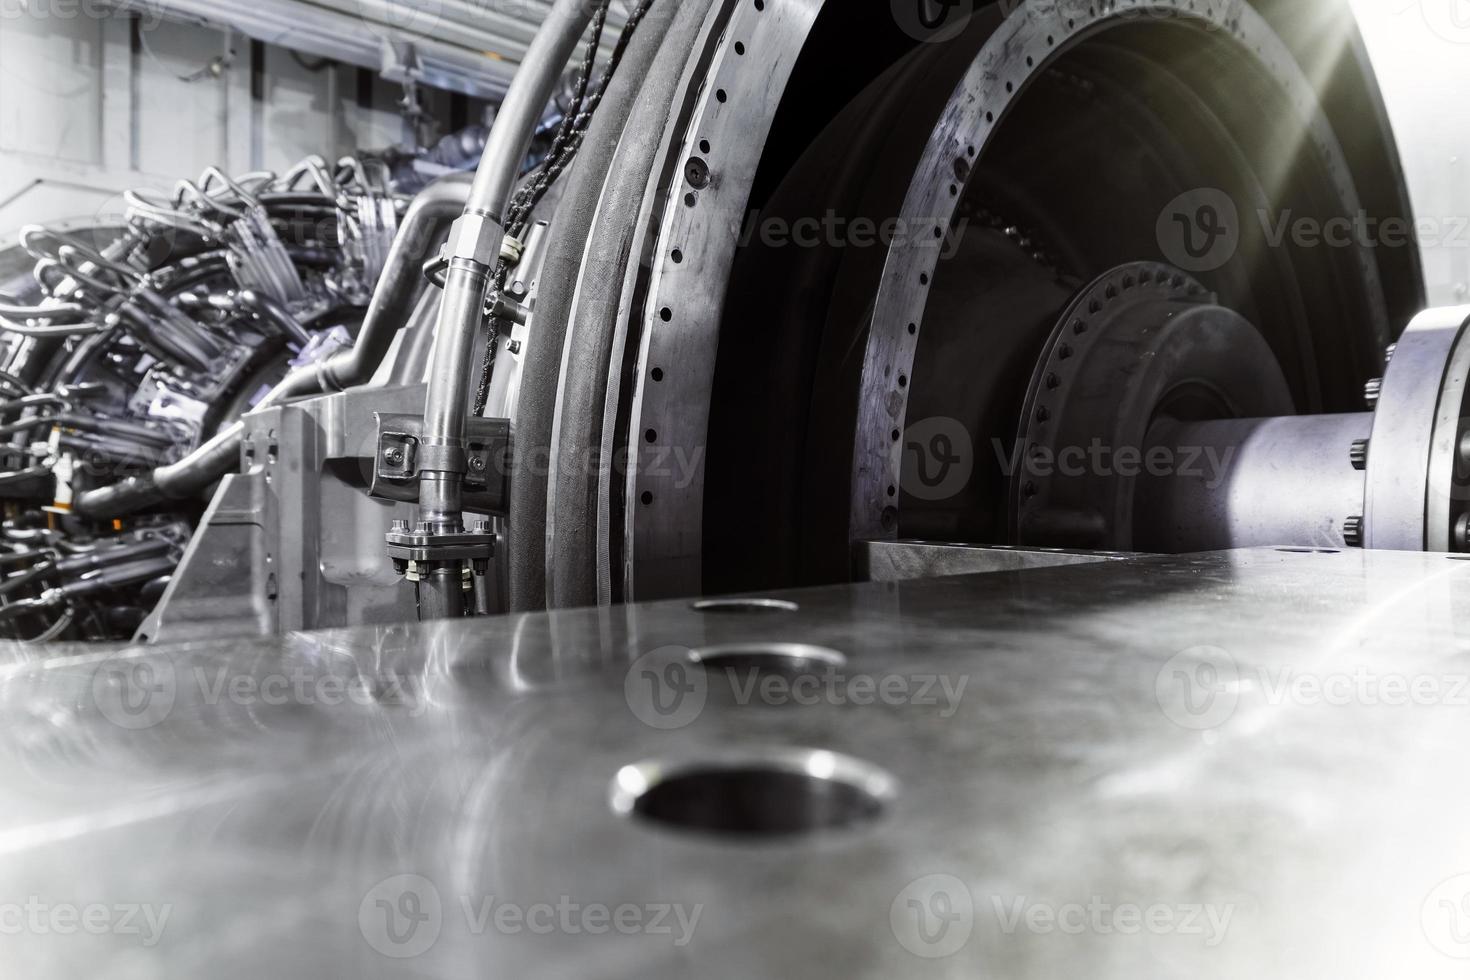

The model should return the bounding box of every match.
[4,548,1470,976]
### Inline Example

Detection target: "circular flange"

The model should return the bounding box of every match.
[1365,305,1470,551]
[848,0,1390,551]
[1008,261,1294,549]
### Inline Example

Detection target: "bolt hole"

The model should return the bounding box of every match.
[641,491,654,506]
[689,643,847,681]
[691,597,799,613]
[611,751,894,839]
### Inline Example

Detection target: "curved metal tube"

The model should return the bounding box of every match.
[416,0,596,537]
[73,174,472,520]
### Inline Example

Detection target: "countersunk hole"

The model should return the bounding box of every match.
[1277,547,1340,554]
[691,597,799,614]
[689,642,847,681]
[610,749,895,839]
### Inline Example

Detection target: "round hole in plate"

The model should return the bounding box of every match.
[689,642,846,680]
[610,749,894,839]
[691,597,799,613]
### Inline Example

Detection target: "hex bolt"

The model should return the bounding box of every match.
[390,519,409,533]
[684,157,711,190]
[1350,439,1369,471]
[1384,342,1397,366]
[1343,515,1364,548]
[1363,377,1382,409]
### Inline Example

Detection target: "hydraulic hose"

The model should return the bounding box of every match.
[72,173,472,520]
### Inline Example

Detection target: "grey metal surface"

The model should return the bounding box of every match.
[1138,413,1371,552]
[854,539,1133,582]
[1365,305,1470,549]
[5,547,1470,976]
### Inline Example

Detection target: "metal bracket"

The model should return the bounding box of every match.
[369,413,512,514]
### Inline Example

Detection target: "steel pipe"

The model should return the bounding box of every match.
[73,175,473,520]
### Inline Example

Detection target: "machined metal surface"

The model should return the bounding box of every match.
[1365,305,1470,550]
[621,0,821,600]
[849,0,1389,552]
[5,547,1470,976]
[1010,263,1293,549]
[1137,413,1373,552]
[853,538,1133,582]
